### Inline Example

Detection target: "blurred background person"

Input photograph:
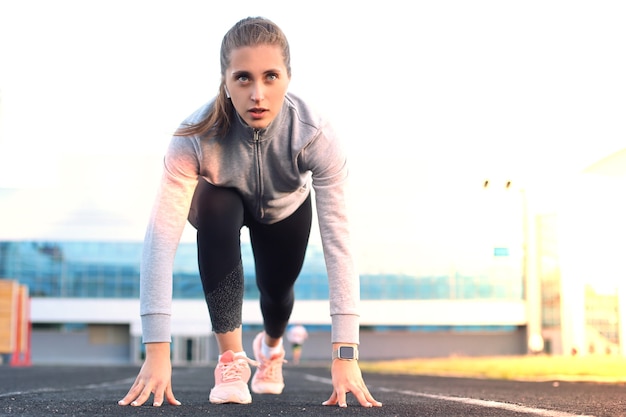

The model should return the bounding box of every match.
[287,323,308,365]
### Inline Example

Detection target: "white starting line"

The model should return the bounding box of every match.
[304,374,596,417]
[2,370,597,417]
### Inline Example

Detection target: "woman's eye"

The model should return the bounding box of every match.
[237,76,249,82]
[266,74,278,81]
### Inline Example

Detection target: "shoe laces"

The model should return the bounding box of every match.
[258,355,287,381]
[219,356,258,382]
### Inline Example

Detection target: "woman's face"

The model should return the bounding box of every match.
[224,44,290,129]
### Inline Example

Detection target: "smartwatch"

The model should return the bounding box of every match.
[332,345,359,361]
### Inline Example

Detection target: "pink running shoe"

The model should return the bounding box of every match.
[209,350,257,404]
[251,332,286,394]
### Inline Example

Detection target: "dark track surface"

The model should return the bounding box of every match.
[2,364,626,416]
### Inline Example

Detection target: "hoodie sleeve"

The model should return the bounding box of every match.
[140,135,200,343]
[303,122,360,345]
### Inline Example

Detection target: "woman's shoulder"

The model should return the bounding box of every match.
[284,92,328,128]
[282,93,343,160]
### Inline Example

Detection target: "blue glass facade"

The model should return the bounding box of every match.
[0,240,524,301]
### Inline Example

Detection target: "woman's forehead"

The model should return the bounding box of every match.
[227,44,287,73]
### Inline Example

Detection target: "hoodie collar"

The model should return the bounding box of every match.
[233,98,289,142]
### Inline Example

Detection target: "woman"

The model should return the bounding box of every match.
[118,16,381,409]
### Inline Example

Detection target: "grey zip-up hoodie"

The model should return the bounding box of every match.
[140,92,360,345]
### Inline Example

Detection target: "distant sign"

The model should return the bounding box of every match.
[494,247,509,257]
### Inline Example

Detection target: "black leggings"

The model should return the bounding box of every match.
[191,180,312,339]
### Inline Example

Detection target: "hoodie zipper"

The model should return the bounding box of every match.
[253,129,264,219]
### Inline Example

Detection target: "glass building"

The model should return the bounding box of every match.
[1,236,527,364]
[0,241,524,303]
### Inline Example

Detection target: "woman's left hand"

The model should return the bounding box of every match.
[322,358,383,408]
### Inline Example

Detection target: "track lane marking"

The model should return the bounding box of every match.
[0,377,136,399]
[1,367,204,399]
[304,374,595,417]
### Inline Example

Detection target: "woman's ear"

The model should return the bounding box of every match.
[224,87,231,99]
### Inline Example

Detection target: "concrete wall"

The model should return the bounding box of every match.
[28,327,526,365]
[31,325,130,365]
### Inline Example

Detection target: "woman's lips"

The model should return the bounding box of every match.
[249,108,267,119]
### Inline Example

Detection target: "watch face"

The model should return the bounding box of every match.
[339,346,355,359]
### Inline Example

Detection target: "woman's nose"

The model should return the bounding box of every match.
[250,82,264,102]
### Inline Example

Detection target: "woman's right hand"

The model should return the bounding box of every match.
[118,342,181,407]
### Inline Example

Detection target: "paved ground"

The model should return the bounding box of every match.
[2,364,626,416]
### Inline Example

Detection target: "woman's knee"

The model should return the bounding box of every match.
[188,180,243,229]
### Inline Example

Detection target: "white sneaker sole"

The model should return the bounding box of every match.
[251,380,285,395]
[209,383,252,404]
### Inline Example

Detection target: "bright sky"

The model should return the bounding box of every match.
[1,0,625,274]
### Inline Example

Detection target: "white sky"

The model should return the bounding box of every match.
[1,0,625,274]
